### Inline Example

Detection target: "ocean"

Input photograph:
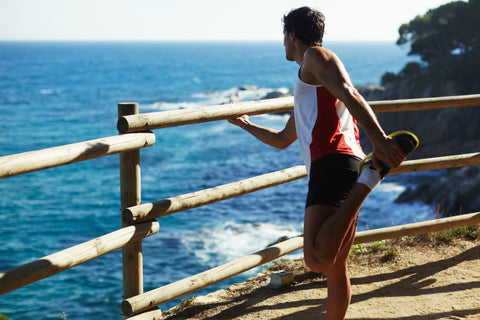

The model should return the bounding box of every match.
[0,41,437,319]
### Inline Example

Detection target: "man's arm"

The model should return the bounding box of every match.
[301,47,405,169]
[228,113,297,150]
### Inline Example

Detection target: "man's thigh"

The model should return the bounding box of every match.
[303,204,337,253]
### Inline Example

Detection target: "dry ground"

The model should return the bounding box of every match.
[163,231,480,320]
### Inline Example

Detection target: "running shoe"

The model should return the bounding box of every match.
[359,130,419,179]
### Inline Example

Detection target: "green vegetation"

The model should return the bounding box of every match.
[351,240,391,256]
[265,226,478,270]
[266,258,292,271]
[350,225,479,265]
[268,225,478,269]
[382,0,480,96]
[369,240,387,252]
[177,295,196,312]
[350,241,399,263]
[434,225,479,242]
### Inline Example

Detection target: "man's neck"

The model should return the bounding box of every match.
[294,44,310,66]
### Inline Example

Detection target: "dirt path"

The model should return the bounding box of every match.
[163,236,480,320]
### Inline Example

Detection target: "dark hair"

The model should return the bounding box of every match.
[282,7,325,46]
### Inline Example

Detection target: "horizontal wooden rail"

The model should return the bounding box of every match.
[124,152,480,224]
[127,308,163,320]
[0,133,156,179]
[117,96,294,133]
[117,94,480,133]
[123,165,308,224]
[122,236,304,316]
[354,211,480,244]
[122,212,480,316]
[391,152,480,174]
[370,93,480,113]
[0,221,159,295]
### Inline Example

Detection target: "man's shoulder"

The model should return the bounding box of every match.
[300,46,345,85]
[302,47,339,77]
[304,46,336,63]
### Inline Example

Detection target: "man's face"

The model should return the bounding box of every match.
[283,31,295,62]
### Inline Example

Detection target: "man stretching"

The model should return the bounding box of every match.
[228,6,418,320]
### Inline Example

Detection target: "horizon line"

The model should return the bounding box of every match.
[0,38,399,43]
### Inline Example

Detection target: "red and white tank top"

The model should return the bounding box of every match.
[294,75,365,175]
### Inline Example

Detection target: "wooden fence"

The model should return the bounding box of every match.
[1,94,480,319]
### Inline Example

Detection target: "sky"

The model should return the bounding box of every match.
[0,0,461,42]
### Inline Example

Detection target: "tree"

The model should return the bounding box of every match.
[397,1,477,66]
[396,0,480,87]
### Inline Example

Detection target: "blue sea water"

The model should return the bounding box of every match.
[0,41,437,319]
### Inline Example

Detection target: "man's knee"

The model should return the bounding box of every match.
[303,251,336,273]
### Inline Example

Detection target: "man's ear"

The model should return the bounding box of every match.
[290,29,297,41]
[289,31,297,43]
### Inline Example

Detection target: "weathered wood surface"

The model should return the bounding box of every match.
[124,152,480,224]
[124,165,307,224]
[117,94,480,133]
[118,102,145,301]
[0,221,159,296]
[391,152,480,174]
[0,133,155,179]
[354,211,480,244]
[126,308,163,320]
[370,93,480,113]
[122,236,304,316]
[117,97,294,133]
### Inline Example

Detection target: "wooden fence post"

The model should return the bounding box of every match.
[118,103,143,302]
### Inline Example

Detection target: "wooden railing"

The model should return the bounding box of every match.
[1,94,480,320]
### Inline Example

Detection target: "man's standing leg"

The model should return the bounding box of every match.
[324,215,359,320]
[303,184,372,319]
[303,183,371,272]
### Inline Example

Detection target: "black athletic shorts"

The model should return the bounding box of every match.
[305,154,362,208]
